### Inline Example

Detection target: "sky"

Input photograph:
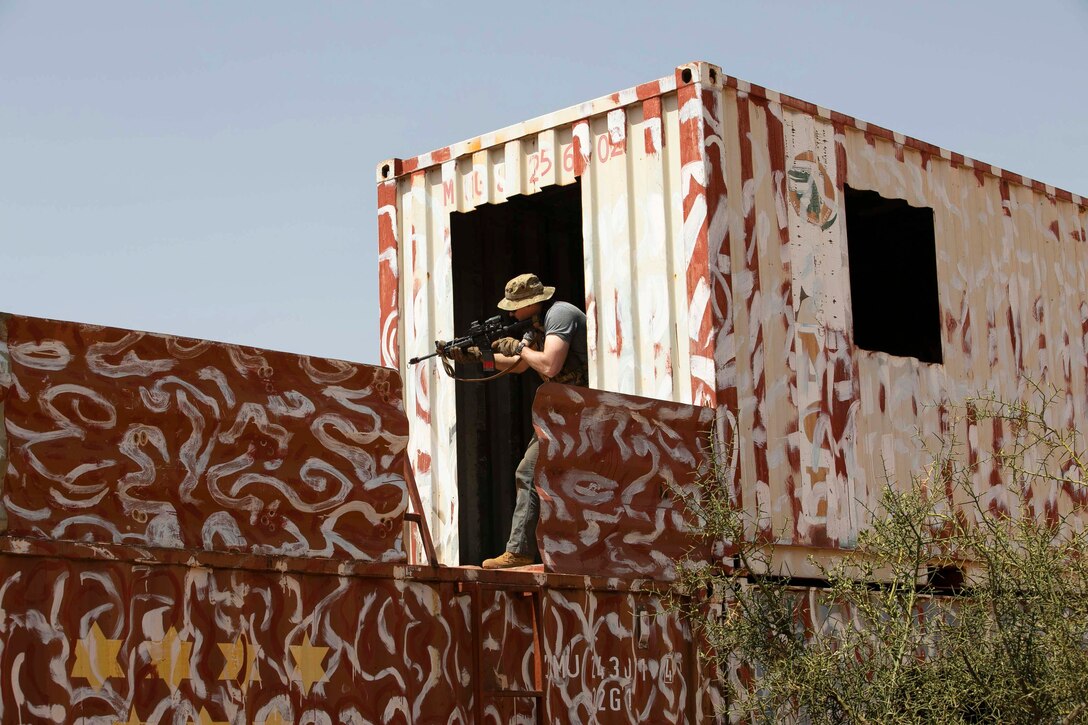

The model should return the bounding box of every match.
[1,1,1085,365]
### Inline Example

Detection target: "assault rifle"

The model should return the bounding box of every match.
[408,315,537,372]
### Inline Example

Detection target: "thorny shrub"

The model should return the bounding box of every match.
[673,386,1088,724]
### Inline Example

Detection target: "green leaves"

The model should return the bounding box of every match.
[674,393,1088,724]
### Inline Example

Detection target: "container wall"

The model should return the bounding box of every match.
[383,61,1088,572]
[0,550,475,722]
[383,73,702,564]
[542,588,717,723]
[533,383,716,580]
[0,540,721,723]
[0,313,410,562]
[710,77,1088,572]
[836,119,1088,532]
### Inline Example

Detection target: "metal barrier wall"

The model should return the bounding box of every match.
[0,314,722,723]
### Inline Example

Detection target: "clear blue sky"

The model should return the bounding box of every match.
[2,1,1085,364]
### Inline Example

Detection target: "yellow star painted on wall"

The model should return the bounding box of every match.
[186,708,229,725]
[113,707,144,725]
[71,621,124,690]
[256,712,291,725]
[145,626,192,692]
[217,637,261,690]
[289,632,329,694]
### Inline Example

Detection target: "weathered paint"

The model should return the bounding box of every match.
[12,60,1084,722]
[381,77,693,564]
[0,314,723,722]
[0,313,408,562]
[533,383,716,580]
[0,546,474,722]
[0,535,724,723]
[381,61,1088,573]
[377,174,401,370]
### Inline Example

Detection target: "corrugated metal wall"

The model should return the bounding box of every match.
[0,313,723,722]
[380,73,698,563]
[0,541,723,722]
[381,62,1088,570]
[710,71,1088,574]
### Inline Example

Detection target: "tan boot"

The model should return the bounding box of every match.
[482,552,533,569]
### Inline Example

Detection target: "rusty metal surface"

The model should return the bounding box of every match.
[0,313,409,562]
[0,546,475,723]
[0,312,720,722]
[379,73,692,565]
[0,536,721,723]
[533,383,716,580]
[476,585,541,723]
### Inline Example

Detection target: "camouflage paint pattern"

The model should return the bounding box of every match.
[0,537,722,723]
[0,314,408,562]
[379,62,1088,575]
[532,383,716,580]
[0,315,722,723]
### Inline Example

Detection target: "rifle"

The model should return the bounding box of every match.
[408,315,537,373]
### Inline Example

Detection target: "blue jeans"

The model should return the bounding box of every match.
[505,438,540,557]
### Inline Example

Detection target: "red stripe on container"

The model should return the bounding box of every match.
[642,97,662,155]
[676,71,716,407]
[735,94,771,539]
[378,179,400,368]
[572,119,589,177]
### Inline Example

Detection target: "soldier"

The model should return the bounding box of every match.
[446,273,588,569]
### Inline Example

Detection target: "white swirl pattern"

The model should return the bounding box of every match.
[0,314,409,562]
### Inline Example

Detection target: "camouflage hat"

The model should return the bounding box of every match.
[497,273,555,311]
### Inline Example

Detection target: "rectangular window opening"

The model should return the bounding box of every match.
[844,185,943,364]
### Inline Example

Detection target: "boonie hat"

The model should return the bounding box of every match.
[498,273,555,311]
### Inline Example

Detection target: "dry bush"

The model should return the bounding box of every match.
[675,388,1088,724]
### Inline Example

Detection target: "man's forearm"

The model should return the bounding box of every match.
[492,334,568,377]
[494,352,528,372]
[518,347,558,378]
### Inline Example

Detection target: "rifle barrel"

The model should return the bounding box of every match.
[408,351,441,365]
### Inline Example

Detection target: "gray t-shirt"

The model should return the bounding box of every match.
[542,301,588,384]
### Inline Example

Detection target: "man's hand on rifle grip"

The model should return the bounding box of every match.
[492,337,522,357]
[444,345,482,363]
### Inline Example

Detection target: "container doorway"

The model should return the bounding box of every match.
[450,181,585,566]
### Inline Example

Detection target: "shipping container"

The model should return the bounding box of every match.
[0,313,723,722]
[4,58,1086,722]
[378,60,1088,574]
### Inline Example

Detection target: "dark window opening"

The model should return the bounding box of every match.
[926,564,967,595]
[450,182,586,566]
[844,186,942,364]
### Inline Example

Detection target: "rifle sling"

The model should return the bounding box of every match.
[439,353,523,383]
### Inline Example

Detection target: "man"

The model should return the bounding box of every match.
[446,273,588,569]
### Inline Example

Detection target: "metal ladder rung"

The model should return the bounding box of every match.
[402,462,437,567]
[469,584,546,724]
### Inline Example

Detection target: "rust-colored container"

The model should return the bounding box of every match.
[0,313,722,722]
[0,538,722,722]
[378,61,1088,574]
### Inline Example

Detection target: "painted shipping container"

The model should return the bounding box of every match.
[4,58,1086,722]
[378,61,1088,572]
[0,313,724,722]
